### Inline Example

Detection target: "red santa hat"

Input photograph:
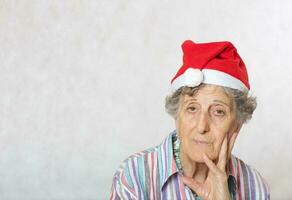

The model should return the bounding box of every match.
[171,40,250,92]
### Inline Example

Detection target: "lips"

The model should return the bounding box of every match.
[193,139,211,145]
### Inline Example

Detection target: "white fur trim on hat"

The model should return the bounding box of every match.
[171,68,248,92]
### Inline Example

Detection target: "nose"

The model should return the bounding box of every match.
[196,112,210,134]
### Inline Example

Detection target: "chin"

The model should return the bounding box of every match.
[193,157,205,163]
[189,152,205,163]
[189,150,217,163]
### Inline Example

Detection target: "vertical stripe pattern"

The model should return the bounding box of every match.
[110,131,270,199]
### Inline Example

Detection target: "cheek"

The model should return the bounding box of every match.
[211,130,228,153]
[211,119,233,140]
[213,118,233,131]
[176,115,196,134]
[213,141,222,154]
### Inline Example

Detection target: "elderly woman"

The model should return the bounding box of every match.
[110,40,270,200]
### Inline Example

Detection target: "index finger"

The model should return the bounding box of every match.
[227,132,238,160]
[217,135,228,172]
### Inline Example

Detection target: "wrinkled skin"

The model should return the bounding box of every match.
[175,85,241,200]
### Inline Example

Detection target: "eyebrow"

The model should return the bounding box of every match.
[183,99,230,107]
[213,100,230,107]
[183,98,197,105]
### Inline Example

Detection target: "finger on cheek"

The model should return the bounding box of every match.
[203,153,220,174]
[227,132,238,159]
[227,132,232,141]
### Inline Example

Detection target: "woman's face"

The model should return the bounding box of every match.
[175,84,238,163]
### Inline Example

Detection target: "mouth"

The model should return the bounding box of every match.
[192,139,212,145]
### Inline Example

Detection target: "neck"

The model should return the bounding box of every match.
[180,148,208,183]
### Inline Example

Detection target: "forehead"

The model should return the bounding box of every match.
[182,85,232,105]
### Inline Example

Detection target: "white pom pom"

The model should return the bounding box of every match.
[183,68,204,87]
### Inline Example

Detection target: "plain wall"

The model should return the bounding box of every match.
[0,0,291,199]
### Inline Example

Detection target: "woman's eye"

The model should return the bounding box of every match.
[187,107,197,113]
[214,109,226,116]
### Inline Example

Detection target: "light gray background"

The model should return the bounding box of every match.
[0,0,291,199]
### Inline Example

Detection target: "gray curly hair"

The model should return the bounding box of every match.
[165,84,257,125]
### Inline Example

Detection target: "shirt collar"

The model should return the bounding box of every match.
[159,130,238,194]
[158,130,179,190]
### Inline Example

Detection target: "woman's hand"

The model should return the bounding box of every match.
[181,132,238,200]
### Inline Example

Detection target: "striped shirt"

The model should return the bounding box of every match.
[110,131,270,200]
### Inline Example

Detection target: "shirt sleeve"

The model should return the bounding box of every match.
[262,177,271,200]
[109,168,137,200]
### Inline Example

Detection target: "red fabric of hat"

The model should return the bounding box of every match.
[171,40,250,92]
